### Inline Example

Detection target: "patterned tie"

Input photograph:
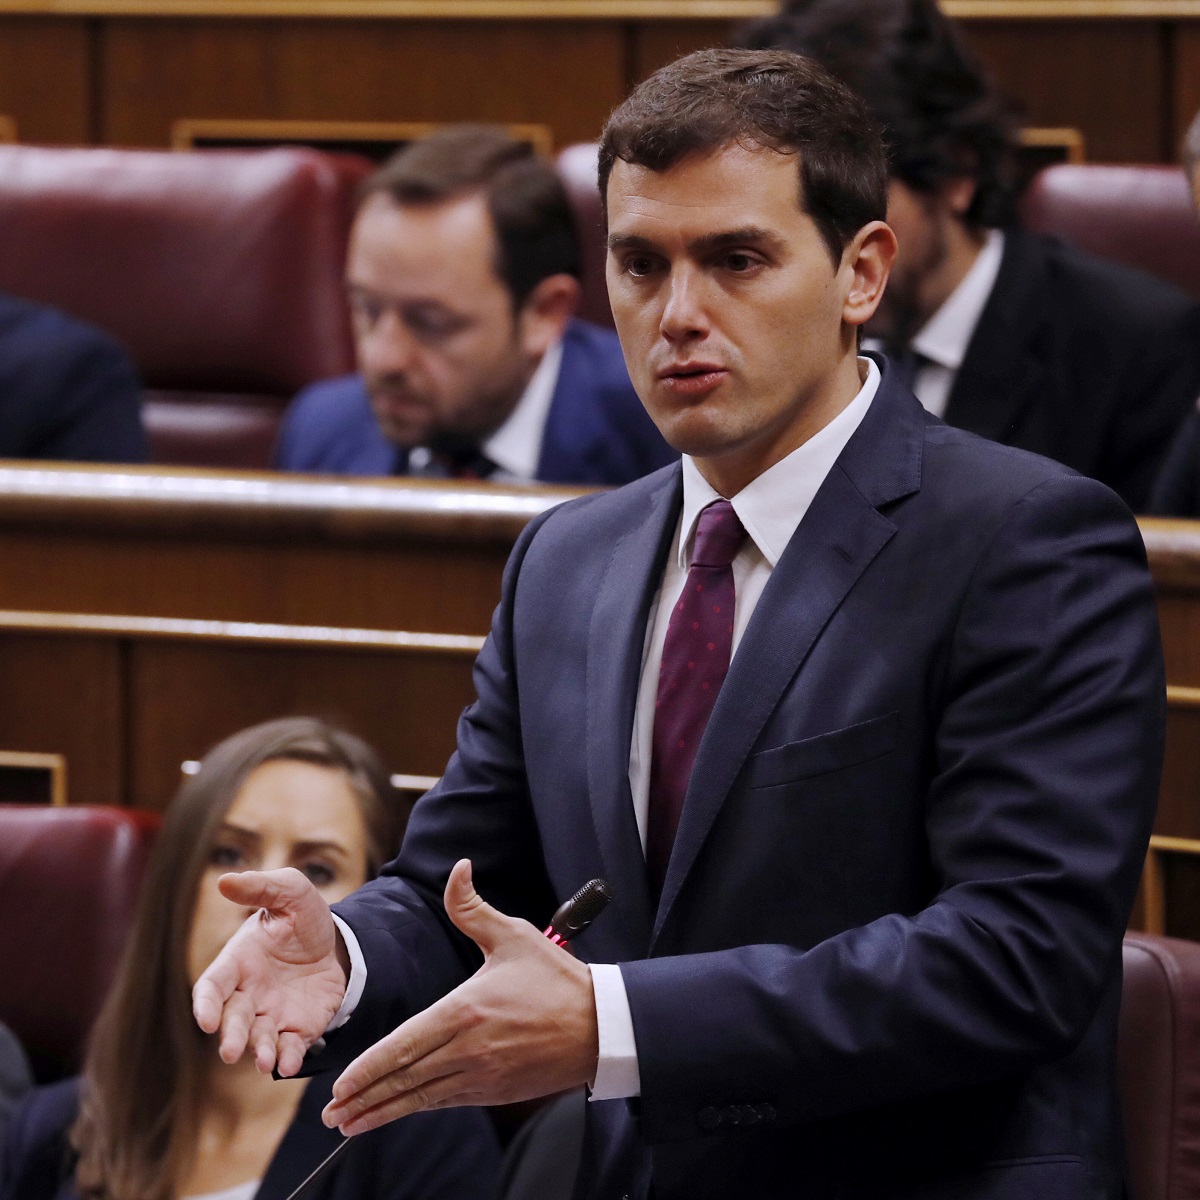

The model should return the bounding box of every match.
[646,499,748,896]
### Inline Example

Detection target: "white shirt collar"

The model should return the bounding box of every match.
[677,356,881,570]
[481,338,563,480]
[909,229,1005,371]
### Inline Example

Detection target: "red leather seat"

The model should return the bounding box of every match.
[556,143,612,330]
[0,146,372,467]
[1021,164,1200,299]
[0,804,160,1080]
[1119,933,1200,1199]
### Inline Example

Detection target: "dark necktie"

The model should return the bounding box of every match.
[405,446,498,480]
[646,499,748,896]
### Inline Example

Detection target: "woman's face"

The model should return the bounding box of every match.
[186,760,372,986]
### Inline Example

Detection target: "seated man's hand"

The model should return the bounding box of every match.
[322,859,598,1134]
[192,867,347,1077]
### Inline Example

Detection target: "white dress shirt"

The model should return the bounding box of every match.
[408,338,563,482]
[331,359,881,1102]
[864,229,1004,419]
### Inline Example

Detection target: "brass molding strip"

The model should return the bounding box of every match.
[1,0,1198,18]
[0,608,485,655]
[1168,685,1200,707]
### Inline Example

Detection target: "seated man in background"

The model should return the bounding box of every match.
[1148,107,1200,516]
[738,0,1200,511]
[0,291,147,463]
[0,1021,31,1159]
[276,126,676,485]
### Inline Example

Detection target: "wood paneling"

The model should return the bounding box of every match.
[0,635,123,805]
[99,19,625,148]
[630,20,733,85]
[963,20,1168,161]
[0,17,90,144]
[1174,22,1200,150]
[128,637,474,809]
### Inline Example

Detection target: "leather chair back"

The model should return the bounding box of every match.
[1021,164,1200,299]
[0,146,371,466]
[1119,933,1200,1199]
[556,143,612,330]
[0,804,160,1080]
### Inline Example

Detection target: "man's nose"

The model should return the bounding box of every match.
[358,310,419,375]
[659,267,711,342]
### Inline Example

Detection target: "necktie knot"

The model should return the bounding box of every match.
[690,500,747,569]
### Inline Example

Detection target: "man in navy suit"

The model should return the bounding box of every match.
[0,290,147,463]
[196,51,1162,1199]
[275,126,675,486]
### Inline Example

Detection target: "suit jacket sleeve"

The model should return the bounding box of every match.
[619,473,1162,1143]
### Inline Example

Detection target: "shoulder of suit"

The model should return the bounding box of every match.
[0,289,132,374]
[561,319,635,393]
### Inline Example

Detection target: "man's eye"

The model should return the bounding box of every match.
[724,252,757,272]
[405,311,468,341]
[625,256,657,278]
[350,296,383,326]
[301,862,336,887]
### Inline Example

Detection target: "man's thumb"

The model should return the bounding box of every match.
[444,859,508,954]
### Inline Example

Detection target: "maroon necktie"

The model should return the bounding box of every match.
[646,499,747,896]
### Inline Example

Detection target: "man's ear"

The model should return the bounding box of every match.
[942,176,978,220]
[517,274,581,359]
[841,221,898,331]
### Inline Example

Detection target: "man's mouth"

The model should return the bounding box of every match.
[656,363,728,397]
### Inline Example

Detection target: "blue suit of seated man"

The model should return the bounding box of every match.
[275,318,677,486]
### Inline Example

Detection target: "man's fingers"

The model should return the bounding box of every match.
[192,971,234,1035]
[250,1014,280,1074]
[218,990,257,1064]
[329,1008,457,1109]
[328,1070,471,1136]
[217,866,311,911]
[443,858,516,957]
[276,1031,309,1079]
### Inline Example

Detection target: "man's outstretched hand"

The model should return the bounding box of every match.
[192,867,348,1077]
[322,858,598,1135]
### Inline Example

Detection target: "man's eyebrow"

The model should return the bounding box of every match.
[606,227,786,255]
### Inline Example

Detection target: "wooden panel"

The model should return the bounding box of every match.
[100,19,625,148]
[630,20,734,86]
[1159,695,1200,838]
[0,636,123,805]
[128,638,475,809]
[1174,22,1200,152]
[963,20,1167,162]
[0,17,90,144]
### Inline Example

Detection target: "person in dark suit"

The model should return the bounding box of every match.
[275,126,675,486]
[1147,107,1200,516]
[192,51,1162,1200]
[1,718,499,1200]
[0,290,147,463]
[737,0,1200,512]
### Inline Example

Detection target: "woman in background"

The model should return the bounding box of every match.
[1,717,500,1200]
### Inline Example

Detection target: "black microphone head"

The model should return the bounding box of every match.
[551,878,613,939]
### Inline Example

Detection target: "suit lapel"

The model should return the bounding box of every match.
[944,230,1048,445]
[586,466,681,955]
[652,368,925,943]
[255,1080,344,1200]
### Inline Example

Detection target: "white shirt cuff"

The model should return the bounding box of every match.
[326,912,367,1032]
[588,962,641,1100]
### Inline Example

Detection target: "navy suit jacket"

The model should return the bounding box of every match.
[943,228,1200,512]
[314,359,1163,1200]
[0,1074,499,1200]
[274,319,676,486]
[0,290,147,463]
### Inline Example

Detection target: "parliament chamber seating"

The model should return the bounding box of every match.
[1020,163,1200,299]
[556,142,612,330]
[0,145,370,467]
[0,804,160,1080]
[1120,934,1200,1200]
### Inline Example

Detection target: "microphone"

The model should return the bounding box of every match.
[543,878,613,948]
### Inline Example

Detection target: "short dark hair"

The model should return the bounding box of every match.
[735,0,1020,228]
[598,48,888,265]
[362,125,580,309]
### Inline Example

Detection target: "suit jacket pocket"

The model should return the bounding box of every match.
[746,712,901,790]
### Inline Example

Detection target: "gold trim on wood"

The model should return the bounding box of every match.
[0,608,485,655]
[390,772,440,794]
[171,117,553,157]
[0,750,67,806]
[1,0,1198,18]
[1169,685,1200,708]
[1020,127,1086,164]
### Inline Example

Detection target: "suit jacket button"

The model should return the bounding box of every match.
[756,1103,777,1123]
[721,1105,743,1126]
[738,1104,760,1126]
[697,1106,721,1130]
